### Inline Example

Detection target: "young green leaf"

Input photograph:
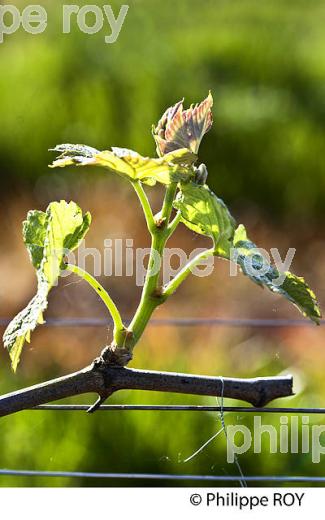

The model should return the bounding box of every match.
[153,92,213,156]
[220,224,321,324]
[3,201,91,371]
[23,210,48,269]
[50,144,194,186]
[174,183,236,255]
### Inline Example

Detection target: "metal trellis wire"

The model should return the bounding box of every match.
[31,404,325,413]
[1,469,325,483]
[0,317,324,328]
[0,315,324,484]
[1,405,324,483]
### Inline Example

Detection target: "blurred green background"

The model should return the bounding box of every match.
[0,0,325,486]
[2,0,325,221]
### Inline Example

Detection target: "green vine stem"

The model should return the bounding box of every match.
[65,178,214,359]
[161,183,177,223]
[132,180,155,234]
[167,210,182,236]
[69,183,214,359]
[163,247,215,297]
[128,229,168,348]
[66,264,126,344]
[126,184,179,350]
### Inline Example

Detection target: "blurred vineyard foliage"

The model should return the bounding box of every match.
[1,0,325,220]
[1,0,325,486]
